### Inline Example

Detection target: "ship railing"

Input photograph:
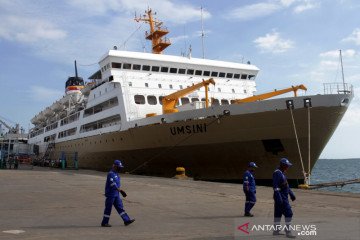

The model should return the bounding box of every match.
[323,83,353,95]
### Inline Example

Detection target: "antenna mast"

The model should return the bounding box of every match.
[135,8,171,54]
[339,50,346,93]
[201,7,205,59]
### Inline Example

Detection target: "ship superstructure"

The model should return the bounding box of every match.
[28,9,354,185]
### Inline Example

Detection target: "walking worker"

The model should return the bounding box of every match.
[273,158,296,238]
[243,162,258,217]
[101,160,135,227]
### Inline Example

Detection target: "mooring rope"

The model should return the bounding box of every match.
[289,107,308,183]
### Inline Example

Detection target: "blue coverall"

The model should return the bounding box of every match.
[243,169,256,213]
[101,169,131,225]
[273,168,296,232]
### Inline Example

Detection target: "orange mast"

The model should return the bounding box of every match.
[135,8,171,54]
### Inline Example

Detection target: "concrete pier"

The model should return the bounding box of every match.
[0,166,359,239]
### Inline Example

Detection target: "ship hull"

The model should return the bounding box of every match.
[53,93,352,184]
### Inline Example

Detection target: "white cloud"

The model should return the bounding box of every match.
[30,86,63,102]
[254,30,294,53]
[0,15,66,42]
[342,28,360,45]
[228,3,281,20]
[320,60,339,68]
[228,0,319,20]
[69,0,211,24]
[294,2,318,13]
[320,49,356,58]
[170,35,189,44]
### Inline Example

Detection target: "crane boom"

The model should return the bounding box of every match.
[162,78,215,114]
[0,119,20,134]
[233,85,307,104]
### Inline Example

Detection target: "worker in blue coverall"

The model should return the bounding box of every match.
[273,158,296,238]
[101,160,135,227]
[243,162,258,217]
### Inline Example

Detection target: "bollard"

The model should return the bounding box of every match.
[74,152,78,170]
[61,151,66,169]
[174,167,187,178]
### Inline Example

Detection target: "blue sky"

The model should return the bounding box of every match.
[0,0,359,158]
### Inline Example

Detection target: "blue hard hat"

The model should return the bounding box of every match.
[280,158,292,166]
[113,160,124,168]
[249,162,258,168]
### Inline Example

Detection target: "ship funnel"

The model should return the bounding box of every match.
[75,60,78,78]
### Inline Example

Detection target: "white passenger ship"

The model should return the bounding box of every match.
[28,9,353,185]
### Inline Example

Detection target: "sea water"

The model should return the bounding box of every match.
[310,159,360,193]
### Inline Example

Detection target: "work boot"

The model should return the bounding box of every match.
[244,212,254,217]
[286,231,296,238]
[124,219,135,226]
[101,223,112,227]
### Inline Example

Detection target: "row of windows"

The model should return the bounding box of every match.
[134,95,236,106]
[45,122,58,132]
[84,97,119,118]
[105,62,256,80]
[58,128,77,139]
[80,115,121,133]
[30,128,44,138]
[60,112,80,126]
[129,81,247,94]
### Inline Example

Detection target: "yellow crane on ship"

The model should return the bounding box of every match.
[232,85,307,104]
[162,78,216,114]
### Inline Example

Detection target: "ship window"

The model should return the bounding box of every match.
[170,68,177,73]
[112,62,121,68]
[169,84,173,89]
[134,95,145,104]
[152,66,160,72]
[191,98,199,102]
[232,89,235,93]
[158,84,162,88]
[211,71,218,77]
[241,74,248,79]
[226,73,233,78]
[221,99,229,105]
[142,65,150,71]
[133,64,141,70]
[244,89,247,94]
[145,83,149,87]
[181,97,190,105]
[161,67,169,73]
[178,68,186,74]
[159,96,163,105]
[195,70,202,76]
[219,72,225,78]
[203,71,210,76]
[187,69,194,75]
[128,82,132,86]
[213,99,220,106]
[218,88,221,92]
[249,75,256,80]
[234,74,240,79]
[179,85,183,89]
[147,96,157,105]
[123,63,131,69]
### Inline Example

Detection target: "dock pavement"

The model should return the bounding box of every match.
[0,165,359,240]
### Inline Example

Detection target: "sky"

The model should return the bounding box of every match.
[0,0,359,158]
